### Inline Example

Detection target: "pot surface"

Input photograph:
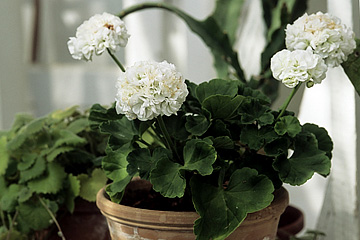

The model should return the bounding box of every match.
[96,180,289,240]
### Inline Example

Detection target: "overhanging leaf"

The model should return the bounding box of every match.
[302,123,333,158]
[191,168,274,240]
[185,114,210,136]
[19,156,46,184]
[102,144,132,181]
[273,131,331,185]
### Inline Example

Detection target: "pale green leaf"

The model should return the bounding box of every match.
[0,136,9,176]
[19,157,46,184]
[78,168,107,202]
[27,162,67,194]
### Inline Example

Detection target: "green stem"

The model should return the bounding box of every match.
[6,211,19,240]
[156,116,181,162]
[0,207,7,231]
[107,49,126,72]
[276,83,302,121]
[38,196,66,240]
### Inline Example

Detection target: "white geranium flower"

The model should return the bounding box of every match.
[285,12,356,67]
[115,60,189,121]
[67,12,130,61]
[270,49,328,88]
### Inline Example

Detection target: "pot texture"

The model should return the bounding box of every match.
[96,180,289,240]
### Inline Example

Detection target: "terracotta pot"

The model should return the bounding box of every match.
[96,180,289,240]
[277,205,304,240]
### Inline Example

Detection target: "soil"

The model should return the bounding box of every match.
[120,179,195,212]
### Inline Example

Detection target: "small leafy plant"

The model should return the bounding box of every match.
[0,106,108,239]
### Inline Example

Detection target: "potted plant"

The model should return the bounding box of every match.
[66,1,360,240]
[0,106,109,240]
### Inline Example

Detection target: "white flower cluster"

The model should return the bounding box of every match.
[115,60,189,121]
[285,12,356,67]
[271,12,356,88]
[271,49,327,88]
[67,12,130,61]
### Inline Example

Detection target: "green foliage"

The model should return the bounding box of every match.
[342,38,360,96]
[90,78,333,240]
[0,107,108,238]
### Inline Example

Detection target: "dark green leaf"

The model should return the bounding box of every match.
[302,123,333,158]
[185,114,210,136]
[183,139,217,176]
[105,176,132,203]
[100,118,138,149]
[163,114,190,140]
[240,99,274,125]
[150,157,185,198]
[196,79,239,103]
[89,104,120,130]
[240,125,278,150]
[191,168,274,240]
[212,136,234,149]
[273,132,331,185]
[127,148,162,180]
[202,95,245,119]
[275,116,301,137]
[341,38,360,96]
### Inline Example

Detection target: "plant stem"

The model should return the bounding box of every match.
[0,207,7,231]
[107,49,126,72]
[156,116,181,162]
[6,211,19,240]
[276,83,302,121]
[38,196,66,240]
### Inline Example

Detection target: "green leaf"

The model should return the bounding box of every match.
[52,129,86,148]
[18,187,33,203]
[100,118,138,149]
[7,117,46,151]
[45,146,75,162]
[89,104,120,130]
[302,123,333,158]
[196,79,239,103]
[273,131,331,185]
[202,95,245,119]
[150,157,185,198]
[19,156,46,184]
[27,162,67,194]
[105,176,132,203]
[17,198,58,231]
[102,144,132,181]
[66,118,89,134]
[127,148,170,180]
[1,184,21,212]
[183,139,217,176]
[77,168,107,202]
[65,174,81,213]
[212,136,234,149]
[0,136,9,176]
[49,105,78,122]
[240,125,278,150]
[342,39,360,96]
[191,168,274,240]
[162,114,190,141]
[240,99,274,125]
[17,153,36,171]
[185,114,210,136]
[275,116,302,137]
[0,230,27,240]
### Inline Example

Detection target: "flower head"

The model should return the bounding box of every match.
[285,12,356,67]
[271,49,328,88]
[115,60,189,121]
[67,12,130,61]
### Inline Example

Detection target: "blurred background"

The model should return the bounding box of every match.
[1,0,360,239]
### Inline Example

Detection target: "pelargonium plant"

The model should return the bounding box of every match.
[67,3,359,240]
